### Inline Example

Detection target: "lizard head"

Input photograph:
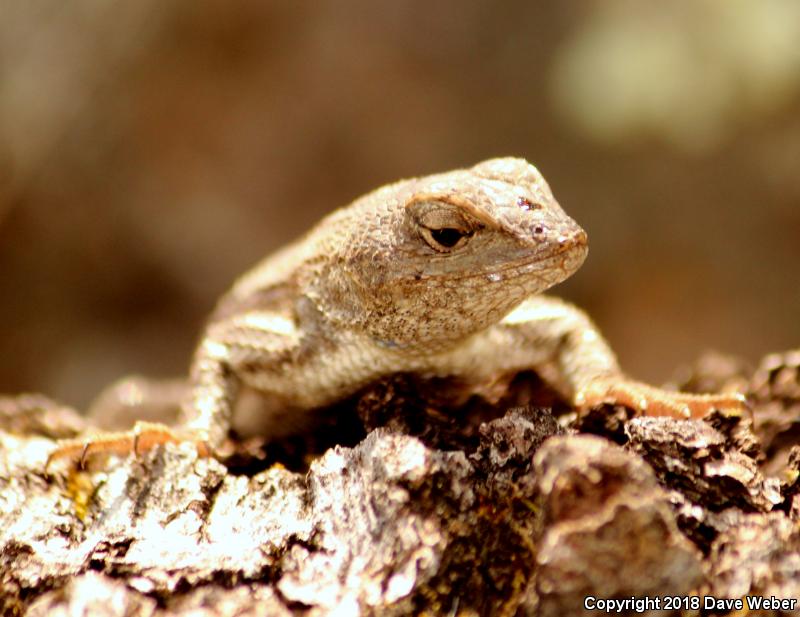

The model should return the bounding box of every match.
[320,157,588,348]
[402,157,587,291]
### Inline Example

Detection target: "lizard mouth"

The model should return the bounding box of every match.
[415,229,587,285]
[494,254,585,287]
[490,231,588,280]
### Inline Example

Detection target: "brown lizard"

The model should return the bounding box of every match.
[47,157,745,466]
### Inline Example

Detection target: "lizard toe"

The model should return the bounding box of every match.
[45,421,211,472]
[576,378,749,420]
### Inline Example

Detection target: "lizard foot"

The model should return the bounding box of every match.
[45,421,210,471]
[574,378,749,420]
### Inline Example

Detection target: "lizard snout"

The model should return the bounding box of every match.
[564,228,588,248]
[552,227,588,253]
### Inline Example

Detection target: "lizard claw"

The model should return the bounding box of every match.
[575,378,750,420]
[45,421,211,472]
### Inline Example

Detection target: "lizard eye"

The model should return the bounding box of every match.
[406,199,479,252]
[420,226,472,252]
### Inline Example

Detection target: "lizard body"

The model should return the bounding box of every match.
[49,158,745,463]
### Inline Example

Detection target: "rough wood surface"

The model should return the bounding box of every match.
[2,350,800,616]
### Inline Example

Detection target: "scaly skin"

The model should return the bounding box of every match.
[46,158,746,467]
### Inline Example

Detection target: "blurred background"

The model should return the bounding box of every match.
[1,0,798,409]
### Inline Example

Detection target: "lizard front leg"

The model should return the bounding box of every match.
[46,311,302,469]
[449,296,747,419]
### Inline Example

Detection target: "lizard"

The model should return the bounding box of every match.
[46,157,746,467]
